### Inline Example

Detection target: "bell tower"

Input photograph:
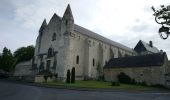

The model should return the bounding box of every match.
[61,4,74,35]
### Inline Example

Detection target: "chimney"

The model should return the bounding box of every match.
[149,41,153,47]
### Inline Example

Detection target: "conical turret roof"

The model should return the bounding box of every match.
[63,4,74,20]
[39,19,47,32]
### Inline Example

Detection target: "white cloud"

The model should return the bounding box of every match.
[0,0,170,58]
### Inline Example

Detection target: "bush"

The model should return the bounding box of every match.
[71,67,75,83]
[117,72,136,84]
[111,81,120,86]
[151,84,165,88]
[66,69,70,83]
[44,75,48,82]
[137,81,147,86]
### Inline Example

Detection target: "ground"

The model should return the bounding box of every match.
[0,81,170,100]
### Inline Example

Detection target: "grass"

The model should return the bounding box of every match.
[38,80,167,91]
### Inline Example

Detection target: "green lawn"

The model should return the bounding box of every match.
[39,80,166,91]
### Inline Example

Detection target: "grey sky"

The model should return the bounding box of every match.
[0,0,170,58]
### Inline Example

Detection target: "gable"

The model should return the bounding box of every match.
[134,40,159,54]
[134,41,147,53]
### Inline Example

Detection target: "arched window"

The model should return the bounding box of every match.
[52,33,56,41]
[76,55,79,64]
[47,47,53,57]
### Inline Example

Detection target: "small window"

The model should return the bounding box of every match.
[76,55,79,64]
[93,58,95,66]
[52,33,56,41]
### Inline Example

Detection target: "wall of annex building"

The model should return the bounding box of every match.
[104,65,168,86]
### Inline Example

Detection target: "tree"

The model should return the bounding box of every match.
[14,45,35,64]
[71,67,75,83]
[0,47,15,72]
[152,5,170,39]
[66,69,70,83]
[0,54,2,69]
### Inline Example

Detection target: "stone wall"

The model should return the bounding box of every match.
[14,60,33,76]
[104,61,170,86]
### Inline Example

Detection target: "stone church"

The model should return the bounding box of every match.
[33,4,136,81]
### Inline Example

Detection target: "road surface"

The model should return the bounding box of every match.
[0,81,170,100]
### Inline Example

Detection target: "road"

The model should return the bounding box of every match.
[0,81,170,100]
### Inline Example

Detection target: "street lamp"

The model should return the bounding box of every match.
[158,26,170,39]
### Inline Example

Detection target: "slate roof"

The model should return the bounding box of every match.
[104,52,166,68]
[134,40,159,53]
[74,24,135,53]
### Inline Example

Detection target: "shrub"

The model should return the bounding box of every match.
[111,81,120,86]
[44,75,48,82]
[137,81,147,86]
[71,67,75,83]
[66,69,70,83]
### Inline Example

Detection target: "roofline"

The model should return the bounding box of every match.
[74,24,135,53]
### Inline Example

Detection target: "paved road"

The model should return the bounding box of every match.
[0,81,170,100]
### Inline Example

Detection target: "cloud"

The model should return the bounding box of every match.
[0,0,170,59]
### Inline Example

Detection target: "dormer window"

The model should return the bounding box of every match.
[52,33,56,41]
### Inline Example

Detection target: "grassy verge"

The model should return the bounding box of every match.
[38,80,167,91]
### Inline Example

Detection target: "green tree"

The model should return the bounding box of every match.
[14,45,35,64]
[0,54,2,69]
[1,47,15,72]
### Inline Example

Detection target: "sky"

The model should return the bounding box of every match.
[0,0,170,58]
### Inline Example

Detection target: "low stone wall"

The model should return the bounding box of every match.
[34,75,54,83]
[104,66,168,86]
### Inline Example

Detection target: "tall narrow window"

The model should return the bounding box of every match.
[76,55,79,64]
[52,33,56,41]
[47,47,53,57]
[93,58,95,66]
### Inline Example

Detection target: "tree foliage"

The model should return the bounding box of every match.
[0,47,15,72]
[14,45,35,64]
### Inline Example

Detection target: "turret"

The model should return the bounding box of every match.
[61,4,74,35]
[38,19,47,53]
[39,19,47,34]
